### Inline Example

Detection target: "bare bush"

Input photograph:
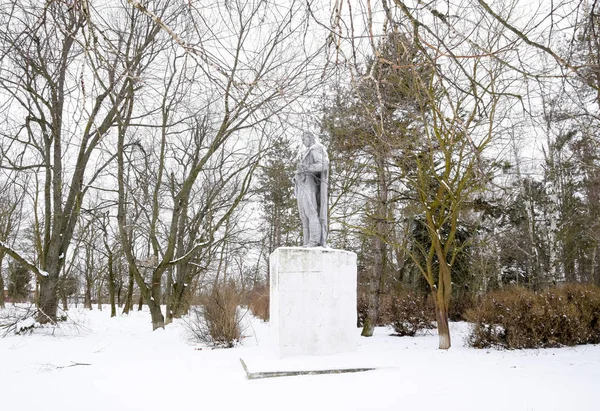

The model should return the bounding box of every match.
[357,290,391,327]
[184,282,245,348]
[388,292,436,337]
[357,290,436,336]
[244,285,269,322]
[466,284,600,349]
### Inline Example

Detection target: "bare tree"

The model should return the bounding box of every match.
[0,0,179,322]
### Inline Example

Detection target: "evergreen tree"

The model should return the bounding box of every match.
[257,137,299,252]
[322,31,432,337]
[7,261,31,302]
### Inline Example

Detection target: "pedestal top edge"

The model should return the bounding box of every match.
[271,246,356,255]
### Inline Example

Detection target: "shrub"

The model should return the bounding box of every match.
[465,284,600,349]
[388,291,435,336]
[449,289,475,322]
[184,281,245,348]
[356,291,391,327]
[359,290,435,336]
[244,285,269,322]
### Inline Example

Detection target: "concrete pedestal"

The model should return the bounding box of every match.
[270,247,357,357]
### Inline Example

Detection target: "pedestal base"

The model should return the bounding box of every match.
[269,247,357,357]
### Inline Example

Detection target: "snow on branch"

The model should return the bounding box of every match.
[168,239,211,266]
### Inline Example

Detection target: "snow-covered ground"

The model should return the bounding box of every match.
[1,306,598,411]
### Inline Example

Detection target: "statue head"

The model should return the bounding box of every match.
[301,131,316,147]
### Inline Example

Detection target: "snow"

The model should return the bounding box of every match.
[1,306,599,411]
[15,317,37,334]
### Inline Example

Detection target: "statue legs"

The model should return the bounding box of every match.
[300,211,321,246]
[297,181,321,246]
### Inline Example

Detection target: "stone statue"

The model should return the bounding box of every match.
[293,131,329,247]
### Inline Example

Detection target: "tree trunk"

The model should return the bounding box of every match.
[147,280,165,330]
[361,240,382,337]
[107,253,116,318]
[34,278,39,307]
[84,278,92,310]
[171,261,194,318]
[361,159,388,337]
[435,297,451,350]
[171,281,191,318]
[117,281,122,307]
[37,268,59,323]
[122,267,135,315]
[0,265,4,308]
[97,278,103,311]
[594,247,600,286]
[148,298,164,330]
[165,266,173,325]
[171,281,185,318]
[433,264,452,349]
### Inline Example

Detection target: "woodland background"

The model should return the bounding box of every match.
[2,0,600,349]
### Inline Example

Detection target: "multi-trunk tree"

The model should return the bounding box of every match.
[0,0,180,322]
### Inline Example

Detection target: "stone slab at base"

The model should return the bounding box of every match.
[270,247,357,358]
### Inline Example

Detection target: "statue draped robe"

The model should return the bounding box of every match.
[295,143,329,247]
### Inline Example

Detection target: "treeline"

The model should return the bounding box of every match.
[1,1,600,349]
[0,0,321,329]
[260,0,600,349]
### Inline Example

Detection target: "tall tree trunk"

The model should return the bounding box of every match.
[594,247,600,286]
[148,281,164,329]
[165,266,173,325]
[171,280,186,318]
[434,292,451,350]
[434,257,452,350]
[361,158,388,337]
[0,257,4,308]
[97,277,104,311]
[84,278,92,310]
[361,234,384,337]
[171,279,194,318]
[34,277,39,307]
[169,194,191,320]
[171,260,197,318]
[122,267,135,315]
[107,253,116,317]
[37,266,60,323]
[148,299,164,330]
